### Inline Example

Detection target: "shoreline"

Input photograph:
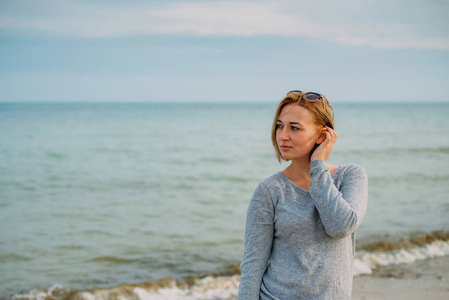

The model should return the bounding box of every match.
[9,255,449,300]
[353,255,449,300]
[7,232,449,300]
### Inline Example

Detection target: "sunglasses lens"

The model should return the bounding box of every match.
[288,90,303,94]
[304,93,322,101]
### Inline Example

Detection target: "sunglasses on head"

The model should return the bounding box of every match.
[287,90,323,101]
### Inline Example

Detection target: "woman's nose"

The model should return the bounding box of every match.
[279,128,289,140]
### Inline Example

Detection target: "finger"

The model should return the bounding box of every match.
[325,126,338,139]
[323,127,332,136]
[324,130,336,145]
[327,127,336,134]
[323,126,332,138]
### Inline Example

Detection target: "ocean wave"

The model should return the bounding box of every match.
[340,146,449,155]
[132,276,240,300]
[10,276,240,300]
[92,256,140,264]
[8,232,449,300]
[0,253,32,263]
[368,173,449,184]
[408,146,449,154]
[353,239,449,276]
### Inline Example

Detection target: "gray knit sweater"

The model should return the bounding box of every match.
[238,159,368,300]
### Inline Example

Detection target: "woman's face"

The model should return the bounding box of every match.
[276,104,322,161]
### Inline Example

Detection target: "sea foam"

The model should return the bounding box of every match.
[353,239,449,276]
[10,239,449,300]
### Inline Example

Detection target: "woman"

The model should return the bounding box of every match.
[238,90,368,299]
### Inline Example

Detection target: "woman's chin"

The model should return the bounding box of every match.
[281,154,291,160]
[281,153,311,162]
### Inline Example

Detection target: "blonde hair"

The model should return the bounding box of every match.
[271,91,335,162]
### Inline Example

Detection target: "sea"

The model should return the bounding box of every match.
[1,102,449,299]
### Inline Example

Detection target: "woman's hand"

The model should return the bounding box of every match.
[310,126,338,161]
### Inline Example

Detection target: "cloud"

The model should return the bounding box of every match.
[1,0,449,50]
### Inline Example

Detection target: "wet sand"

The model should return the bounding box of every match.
[352,255,449,300]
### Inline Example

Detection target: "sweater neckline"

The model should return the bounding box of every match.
[277,166,343,193]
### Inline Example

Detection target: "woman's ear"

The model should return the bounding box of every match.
[316,128,326,144]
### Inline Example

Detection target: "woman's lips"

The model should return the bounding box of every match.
[280,145,291,151]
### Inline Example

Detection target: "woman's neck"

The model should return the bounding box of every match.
[284,158,312,181]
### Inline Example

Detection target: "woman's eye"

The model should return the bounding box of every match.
[291,126,299,131]
[276,124,283,129]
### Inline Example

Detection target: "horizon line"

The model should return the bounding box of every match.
[1,100,449,105]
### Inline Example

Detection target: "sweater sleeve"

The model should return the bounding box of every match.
[309,159,368,239]
[238,183,275,300]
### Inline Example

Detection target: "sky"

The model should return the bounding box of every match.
[0,0,449,103]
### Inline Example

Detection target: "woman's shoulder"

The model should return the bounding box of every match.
[251,172,287,207]
[334,164,368,185]
[252,172,287,196]
[337,163,367,176]
[259,171,286,187]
